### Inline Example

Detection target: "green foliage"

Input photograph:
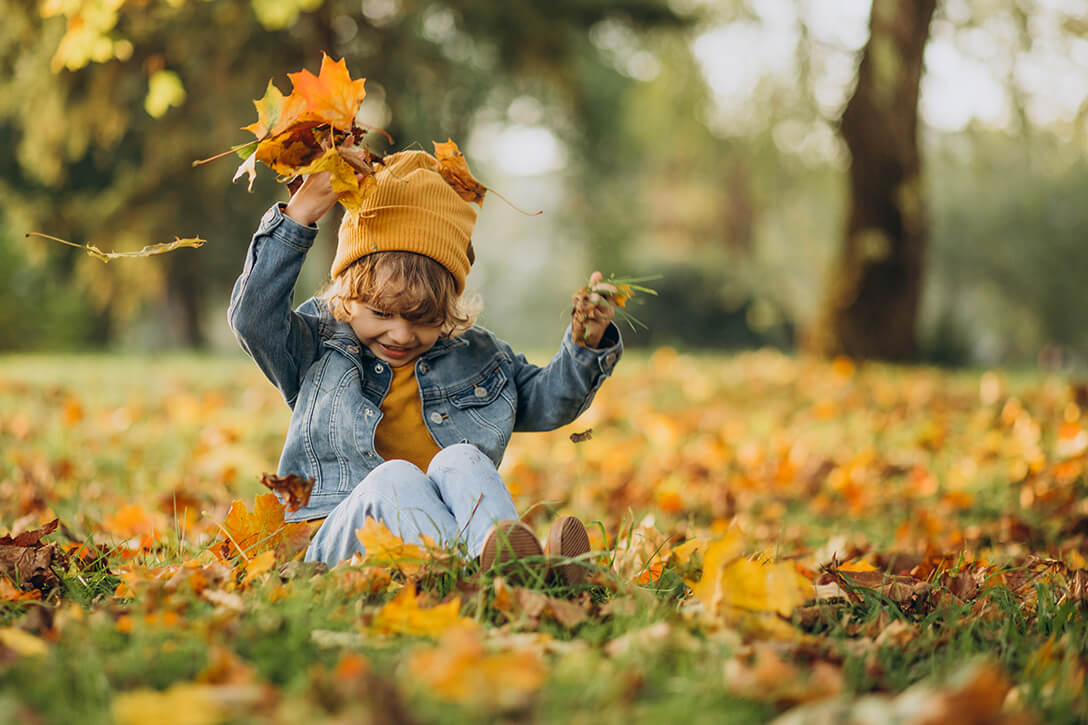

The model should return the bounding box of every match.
[0,0,687,348]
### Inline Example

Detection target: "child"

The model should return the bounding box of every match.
[228,146,622,583]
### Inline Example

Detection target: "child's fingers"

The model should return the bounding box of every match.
[589,282,618,295]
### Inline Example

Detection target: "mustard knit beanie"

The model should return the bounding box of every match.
[332,150,476,293]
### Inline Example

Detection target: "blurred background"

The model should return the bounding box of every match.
[1,0,1086,366]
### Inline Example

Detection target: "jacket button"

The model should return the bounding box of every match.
[605,353,617,366]
[418,363,429,374]
[374,363,384,373]
[473,386,488,398]
[429,412,444,424]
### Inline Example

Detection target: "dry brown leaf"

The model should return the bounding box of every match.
[258,473,314,513]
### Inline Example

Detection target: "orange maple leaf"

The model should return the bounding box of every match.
[433,139,487,206]
[287,53,367,131]
[215,493,312,563]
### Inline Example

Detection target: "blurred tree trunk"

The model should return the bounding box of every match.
[811,0,937,360]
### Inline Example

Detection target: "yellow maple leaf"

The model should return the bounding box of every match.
[356,517,427,576]
[688,529,811,634]
[370,582,475,637]
[295,146,376,212]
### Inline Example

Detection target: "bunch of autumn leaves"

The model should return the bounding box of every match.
[198,53,486,211]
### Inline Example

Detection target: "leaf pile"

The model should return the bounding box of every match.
[1,352,1087,722]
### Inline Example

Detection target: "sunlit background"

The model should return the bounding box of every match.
[2,0,1087,365]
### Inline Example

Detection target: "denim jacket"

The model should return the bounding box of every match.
[228,204,623,521]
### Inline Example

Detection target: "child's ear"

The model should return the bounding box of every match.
[466,241,475,265]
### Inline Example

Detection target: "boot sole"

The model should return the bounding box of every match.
[545,515,591,585]
[479,520,543,574]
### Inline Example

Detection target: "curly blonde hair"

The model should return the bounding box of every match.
[321,251,479,337]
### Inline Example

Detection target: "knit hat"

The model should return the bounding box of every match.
[332,150,477,293]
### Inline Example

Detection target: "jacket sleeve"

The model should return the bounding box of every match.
[227,203,324,408]
[502,323,622,432]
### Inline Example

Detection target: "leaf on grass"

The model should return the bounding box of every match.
[370,582,476,637]
[724,643,843,706]
[243,550,277,585]
[771,660,1013,725]
[817,564,933,607]
[433,139,487,205]
[356,517,427,576]
[27,233,205,263]
[492,577,589,629]
[0,627,49,657]
[688,529,811,633]
[112,681,265,725]
[405,626,546,708]
[259,473,314,513]
[0,519,65,595]
[214,493,313,563]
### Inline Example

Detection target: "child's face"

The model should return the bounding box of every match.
[346,298,443,367]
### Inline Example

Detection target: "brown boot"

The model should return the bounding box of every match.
[545,515,591,586]
[479,520,544,578]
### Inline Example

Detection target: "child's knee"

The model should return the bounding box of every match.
[430,442,490,471]
[351,459,433,502]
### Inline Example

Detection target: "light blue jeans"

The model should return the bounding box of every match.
[304,443,519,566]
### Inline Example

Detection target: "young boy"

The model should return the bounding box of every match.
[229,146,621,582]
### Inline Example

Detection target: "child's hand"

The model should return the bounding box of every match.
[572,271,617,348]
[283,141,372,226]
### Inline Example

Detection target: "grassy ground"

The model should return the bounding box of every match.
[0,350,1085,724]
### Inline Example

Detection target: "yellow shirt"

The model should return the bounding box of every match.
[374,363,442,471]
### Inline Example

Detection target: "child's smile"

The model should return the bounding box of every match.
[346,300,442,367]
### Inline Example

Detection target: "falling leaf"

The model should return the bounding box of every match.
[258,473,315,513]
[26,233,205,263]
[433,138,487,205]
[370,582,475,637]
[569,429,593,443]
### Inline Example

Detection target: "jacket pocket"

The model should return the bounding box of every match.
[446,365,515,452]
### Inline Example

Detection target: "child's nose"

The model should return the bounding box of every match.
[388,320,416,344]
